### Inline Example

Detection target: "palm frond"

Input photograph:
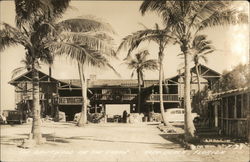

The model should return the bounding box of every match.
[117,27,172,58]
[116,29,151,56]
[50,0,71,20]
[190,34,215,65]
[125,49,158,81]
[140,0,167,16]
[48,41,109,69]
[56,18,115,34]
[0,23,30,51]
[196,8,248,32]
[60,31,114,55]
[141,59,159,70]
[105,63,121,78]
[39,48,54,65]
[11,67,26,78]
[130,69,136,79]
[15,0,70,29]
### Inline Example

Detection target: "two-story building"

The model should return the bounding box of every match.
[9,64,221,121]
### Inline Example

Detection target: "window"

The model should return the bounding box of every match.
[170,111,176,114]
[176,110,182,114]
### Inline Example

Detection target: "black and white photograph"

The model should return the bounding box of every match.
[0,0,249,161]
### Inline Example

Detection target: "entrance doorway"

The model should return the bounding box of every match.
[106,104,130,122]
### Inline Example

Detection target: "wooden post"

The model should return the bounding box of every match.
[233,95,237,137]
[214,102,218,127]
[241,94,244,117]
[95,104,97,113]
[234,95,237,119]
[130,103,133,113]
[247,93,250,142]
[226,97,229,135]
[220,99,223,131]
[103,103,107,123]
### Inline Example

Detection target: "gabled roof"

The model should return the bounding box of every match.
[191,64,221,79]
[9,64,221,88]
[9,69,59,85]
[166,64,221,83]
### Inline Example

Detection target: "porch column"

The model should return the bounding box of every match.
[103,103,107,123]
[214,102,218,127]
[103,103,106,114]
[225,97,229,135]
[220,99,223,130]
[247,93,250,142]
[241,94,244,117]
[130,103,133,113]
[95,104,97,113]
[233,95,237,118]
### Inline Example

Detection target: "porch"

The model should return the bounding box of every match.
[146,94,180,103]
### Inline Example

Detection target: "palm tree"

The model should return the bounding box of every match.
[117,24,174,126]
[11,53,41,79]
[140,0,248,141]
[179,35,215,115]
[191,35,215,94]
[49,18,118,126]
[125,50,158,113]
[0,0,70,145]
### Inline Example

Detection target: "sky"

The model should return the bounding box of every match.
[0,1,249,110]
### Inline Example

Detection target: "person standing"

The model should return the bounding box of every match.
[122,110,128,123]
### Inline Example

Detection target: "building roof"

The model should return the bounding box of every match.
[59,79,159,88]
[166,64,221,83]
[9,64,221,88]
[211,87,250,98]
[9,69,59,85]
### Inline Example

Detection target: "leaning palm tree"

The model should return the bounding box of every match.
[49,18,118,126]
[140,0,248,141]
[125,50,158,113]
[0,0,70,145]
[117,23,174,126]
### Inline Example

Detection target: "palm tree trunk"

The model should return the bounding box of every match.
[158,42,169,126]
[49,65,52,81]
[195,63,201,113]
[31,66,43,144]
[77,62,87,126]
[183,47,196,141]
[137,70,141,113]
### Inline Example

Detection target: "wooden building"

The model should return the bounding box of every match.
[9,70,59,118]
[9,64,221,121]
[208,87,250,141]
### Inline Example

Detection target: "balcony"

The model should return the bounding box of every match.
[146,94,180,103]
[58,97,82,105]
[91,94,137,101]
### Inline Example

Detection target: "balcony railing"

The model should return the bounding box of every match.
[91,94,137,101]
[58,97,82,105]
[58,94,179,105]
[146,94,180,102]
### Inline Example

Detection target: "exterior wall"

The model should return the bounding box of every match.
[14,81,58,118]
[178,73,209,99]
[209,90,250,141]
[15,82,33,104]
